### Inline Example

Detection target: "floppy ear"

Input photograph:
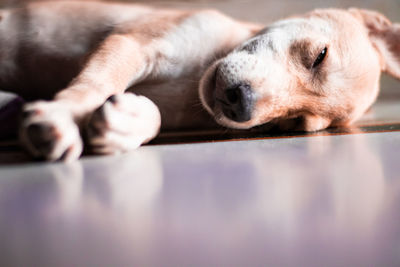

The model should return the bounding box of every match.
[349,8,400,80]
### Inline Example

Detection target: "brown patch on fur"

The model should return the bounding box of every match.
[289,39,329,94]
[387,29,400,62]
[254,96,290,123]
[296,93,354,126]
[349,8,400,80]
[289,39,315,69]
[311,65,328,88]
[373,26,400,78]
[294,76,324,98]
[116,11,193,45]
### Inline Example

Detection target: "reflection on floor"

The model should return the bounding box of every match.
[1,132,400,266]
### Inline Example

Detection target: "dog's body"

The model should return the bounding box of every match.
[1,1,251,129]
[0,1,399,161]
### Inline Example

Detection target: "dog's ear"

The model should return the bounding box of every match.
[349,8,400,80]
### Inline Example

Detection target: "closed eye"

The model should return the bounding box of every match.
[312,47,327,69]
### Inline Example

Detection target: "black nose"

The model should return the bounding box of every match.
[219,83,254,122]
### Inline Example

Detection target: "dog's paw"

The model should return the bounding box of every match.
[277,115,331,132]
[86,93,161,154]
[300,115,331,132]
[19,101,83,162]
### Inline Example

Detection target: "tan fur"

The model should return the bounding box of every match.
[200,8,399,132]
[0,1,399,161]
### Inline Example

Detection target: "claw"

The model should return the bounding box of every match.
[20,102,84,161]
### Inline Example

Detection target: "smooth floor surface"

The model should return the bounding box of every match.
[1,132,400,266]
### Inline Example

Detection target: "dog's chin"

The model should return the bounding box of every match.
[214,113,259,129]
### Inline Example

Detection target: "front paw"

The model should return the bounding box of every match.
[277,115,331,132]
[86,93,161,154]
[19,101,83,161]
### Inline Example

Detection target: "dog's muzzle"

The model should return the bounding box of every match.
[214,64,255,122]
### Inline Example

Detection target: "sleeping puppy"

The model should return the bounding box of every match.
[0,1,399,161]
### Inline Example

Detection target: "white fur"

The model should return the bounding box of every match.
[87,93,161,154]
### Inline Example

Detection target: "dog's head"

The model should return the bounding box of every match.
[199,9,400,131]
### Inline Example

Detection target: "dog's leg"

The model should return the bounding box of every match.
[86,93,161,154]
[19,10,256,161]
[277,114,331,132]
[20,35,151,161]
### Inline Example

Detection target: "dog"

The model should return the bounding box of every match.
[0,1,399,161]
